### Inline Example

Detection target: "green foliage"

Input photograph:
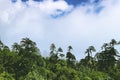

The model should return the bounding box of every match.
[0,72,15,80]
[66,46,76,68]
[83,76,92,80]
[0,38,120,80]
[21,70,44,80]
[95,39,120,71]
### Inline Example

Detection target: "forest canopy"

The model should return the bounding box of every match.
[0,38,120,80]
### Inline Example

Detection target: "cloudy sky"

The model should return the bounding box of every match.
[0,0,120,59]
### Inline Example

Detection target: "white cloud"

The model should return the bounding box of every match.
[38,0,73,14]
[0,0,120,59]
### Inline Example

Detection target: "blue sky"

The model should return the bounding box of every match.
[0,0,120,60]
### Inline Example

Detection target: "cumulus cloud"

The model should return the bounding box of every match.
[0,0,120,59]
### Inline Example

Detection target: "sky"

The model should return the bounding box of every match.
[0,0,120,60]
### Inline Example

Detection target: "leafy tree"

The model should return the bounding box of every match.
[12,38,42,79]
[12,42,21,54]
[66,46,76,68]
[0,40,4,51]
[85,46,96,59]
[84,46,96,68]
[57,47,65,60]
[49,43,59,64]
[20,38,39,56]
[95,39,120,71]
[50,43,56,55]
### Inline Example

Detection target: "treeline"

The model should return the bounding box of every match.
[0,38,120,80]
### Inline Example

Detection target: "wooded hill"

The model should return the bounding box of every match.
[0,38,120,80]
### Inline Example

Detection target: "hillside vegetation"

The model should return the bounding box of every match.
[0,38,120,80]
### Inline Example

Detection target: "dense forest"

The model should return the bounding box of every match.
[0,38,120,80]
